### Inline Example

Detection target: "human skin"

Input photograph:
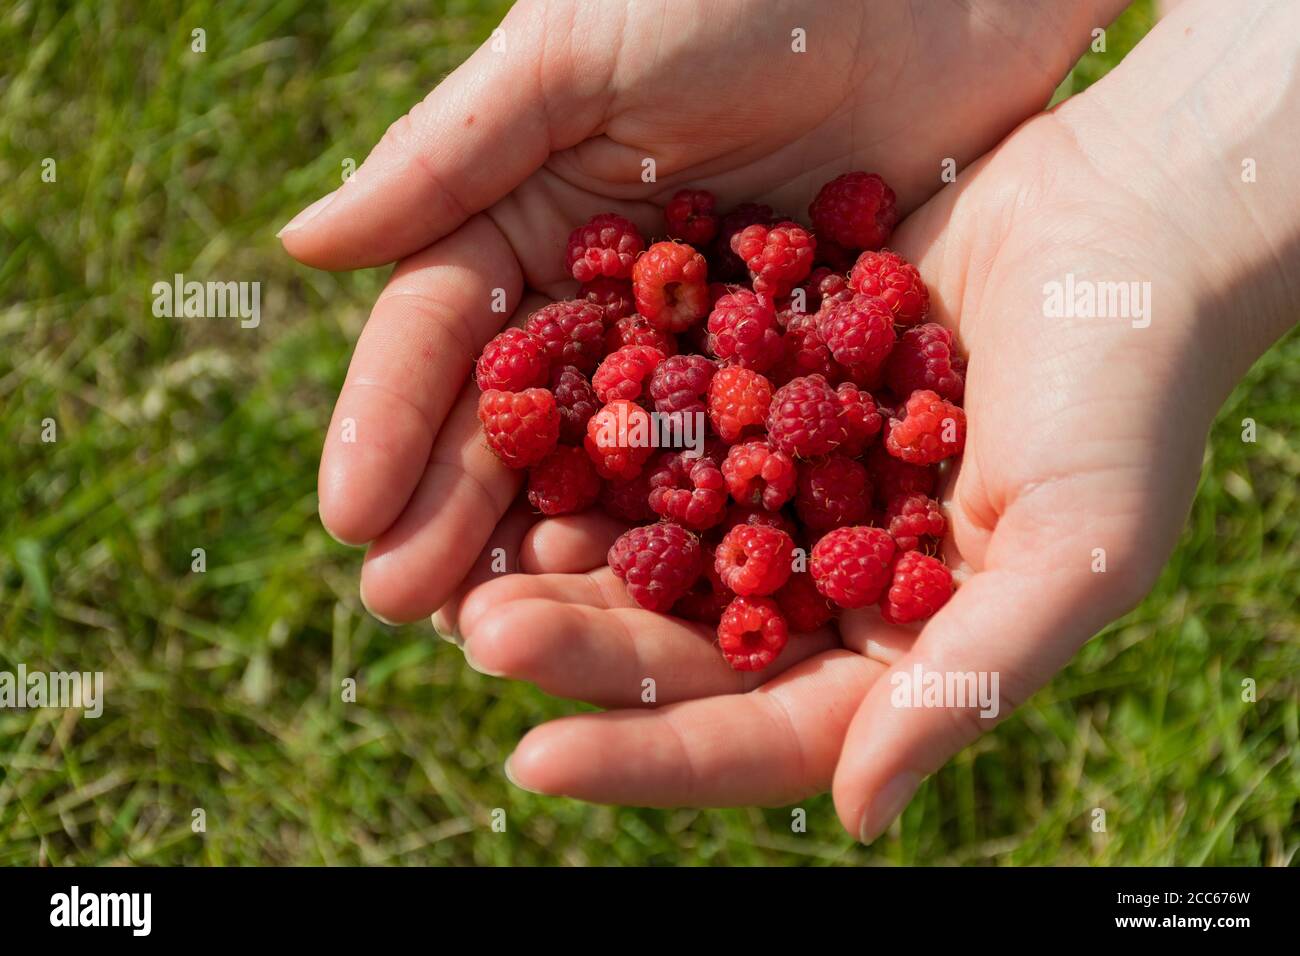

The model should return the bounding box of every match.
[281,0,1299,840]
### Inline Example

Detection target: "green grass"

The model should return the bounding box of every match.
[1,0,1295,866]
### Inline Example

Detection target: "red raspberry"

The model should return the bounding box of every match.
[810,525,896,609]
[767,374,845,458]
[717,596,789,671]
[648,353,715,428]
[789,267,849,317]
[550,365,600,444]
[774,571,837,632]
[665,189,719,245]
[647,450,729,530]
[714,503,799,541]
[808,172,899,251]
[884,323,966,403]
[713,202,777,280]
[584,399,656,480]
[769,312,841,387]
[866,444,938,504]
[714,524,794,597]
[885,493,946,552]
[565,213,645,283]
[880,551,953,624]
[524,300,607,373]
[731,221,816,297]
[475,328,550,392]
[706,289,783,371]
[592,345,664,403]
[478,388,559,469]
[721,440,797,511]
[707,366,773,443]
[795,455,871,532]
[527,445,602,515]
[603,314,677,358]
[836,382,883,456]
[848,250,929,326]
[600,470,657,523]
[813,236,858,272]
[884,389,967,464]
[819,293,897,379]
[673,542,735,625]
[608,521,703,612]
[579,277,636,322]
[631,241,710,333]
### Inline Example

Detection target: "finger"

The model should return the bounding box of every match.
[431,499,539,643]
[831,487,1151,843]
[518,512,629,574]
[318,216,522,545]
[505,650,883,806]
[459,588,838,707]
[358,379,520,623]
[279,4,603,270]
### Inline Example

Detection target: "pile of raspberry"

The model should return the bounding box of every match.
[476,172,967,672]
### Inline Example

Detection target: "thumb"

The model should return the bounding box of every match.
[831,490,1161,843]
[279,4,600,270]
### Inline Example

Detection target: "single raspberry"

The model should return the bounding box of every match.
[808,172,899,251]
[579,277,636,323]
[565,213,645,283]
[647,450,729,530]
[527,445,603,515]
[819,293,897,378]
[584,399,656,480]
[721,440,797,511]
[731,221,816,297]
[795,455,871,532]
[714,503,800,542]
[592,344,665,403]
[836,382,883,456]
[774,572,837,632]
[717,595,789,671]
[631,241,710,333]
[706,289,783,371]
[848,249,930,326]
[769,312,841,386]
[789,267,849,317]
[713,202,777,280]
[608,521,703,612]
[550,365,600,444]
[714,523,794,597]
[767,374,845,458]
[885,493,946,552]
[603,314,678,358]
[478,388,559,469]
[884,389,966,464]
[673,542,735,625]
[648,353,715,428]
[475,328,550,392]
[884,323,966,403]
[665,189,719,245]
[707,366,773,443]
[880,551,954,624]
[866,444,938,504]
[524,299,607,373]
[600,470,657,522]
[810,525,896,609]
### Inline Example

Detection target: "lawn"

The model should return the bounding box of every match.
[0,0,1295,866]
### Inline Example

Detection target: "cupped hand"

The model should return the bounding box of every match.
[458,6,1273,839]
[281,0,1123,623]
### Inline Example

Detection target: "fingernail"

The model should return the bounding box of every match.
[504,755,539,794]
[432,609,463,647]
[462,643,504,677]
[859,771,922,844]
[277,188,338,237]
